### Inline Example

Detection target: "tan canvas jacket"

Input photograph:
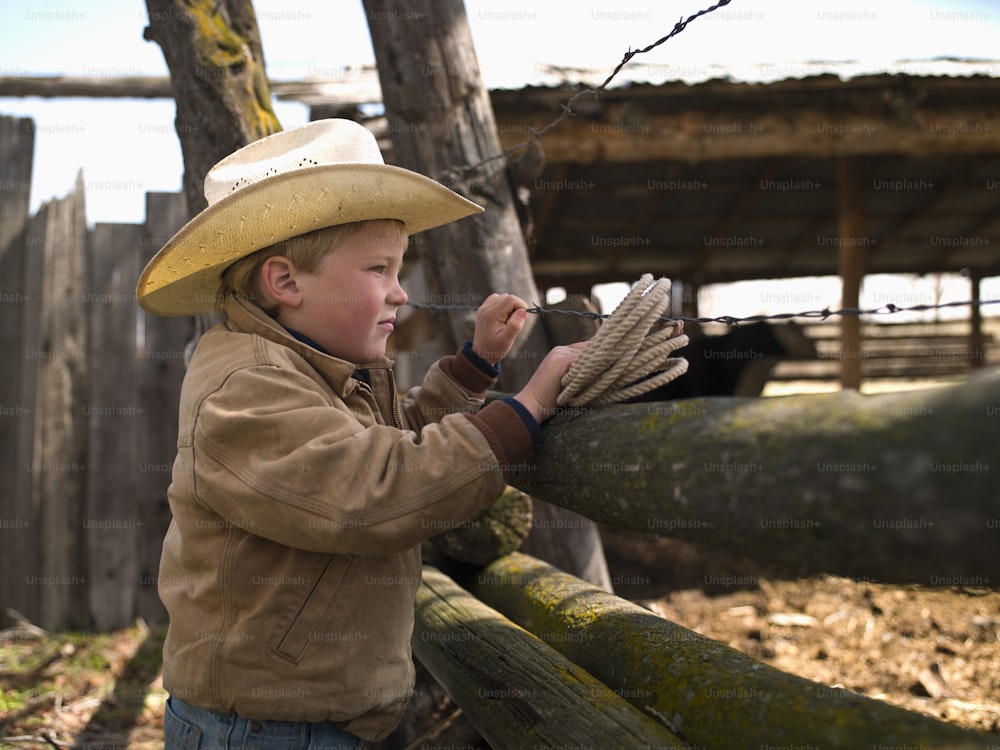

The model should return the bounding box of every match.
[158,299,535,742]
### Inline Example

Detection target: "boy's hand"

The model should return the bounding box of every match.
[514,341,588,424]
[471,293,530,364]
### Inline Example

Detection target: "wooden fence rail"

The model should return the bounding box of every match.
[2,108,998,637]
[414,566,687,749]
[507,372,1000,585]
[462,552,995,750]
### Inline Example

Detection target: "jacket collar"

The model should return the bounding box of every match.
[222,298,393,398]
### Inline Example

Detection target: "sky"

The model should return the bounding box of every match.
[1,0,998,318]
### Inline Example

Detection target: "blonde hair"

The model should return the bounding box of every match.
[218,219,404,314]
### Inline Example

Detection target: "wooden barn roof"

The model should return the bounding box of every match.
[309,71,1000,291]
[478,74,1000,291]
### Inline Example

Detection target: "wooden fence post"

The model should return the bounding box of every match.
[134,191,192,624]
[0,115,37,629]
[85,222,143,630]
[32,174,90,630]
[0,115,34,252]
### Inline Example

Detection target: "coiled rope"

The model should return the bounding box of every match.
[557,274,689,407]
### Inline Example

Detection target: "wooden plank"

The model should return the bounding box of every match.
[414,566,687,750]
[33,175,89,629]
[837,158,865,390]
[0,116,37,628]
[507,373,1000,584]
[85,222,143,630]
[0,227,36,628]
[6,74,1000,161]
[496,105,1000,163]
[0,116,34,257]
[473,553,996,750]
[135,191,191,624]
[969,273,985,369]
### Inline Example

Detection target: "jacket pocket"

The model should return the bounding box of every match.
[272,555,355,663]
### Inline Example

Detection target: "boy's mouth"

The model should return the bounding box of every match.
[377,317,396,332]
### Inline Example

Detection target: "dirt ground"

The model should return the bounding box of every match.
[1,529,998,749]
[0,618,167,749]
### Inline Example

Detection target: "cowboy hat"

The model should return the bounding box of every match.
[136,118,484,316]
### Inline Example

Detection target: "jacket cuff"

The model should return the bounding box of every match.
[500,396,543,448]
[439,347,498,396]
[464,400,538,480]
[461,341,501,376]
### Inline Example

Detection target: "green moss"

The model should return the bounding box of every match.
[186,0,247,67]
[475,553,992,749]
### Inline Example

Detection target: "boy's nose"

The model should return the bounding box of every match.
[388,280,408,306]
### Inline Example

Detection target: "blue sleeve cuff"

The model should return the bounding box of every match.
[501,396,543,448]
[462,340,501,378]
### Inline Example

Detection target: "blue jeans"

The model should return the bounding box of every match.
[164,696,364,750]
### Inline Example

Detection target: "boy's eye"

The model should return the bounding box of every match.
[369,265,386,274]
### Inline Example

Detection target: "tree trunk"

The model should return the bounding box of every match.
[364,0,612,590]
[508,373,1000,585]
[143,0,281,216]
[142,0,283,378]
[362,0,544,382]
[472,553,995,750]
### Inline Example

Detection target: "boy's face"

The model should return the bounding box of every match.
[277,223,409,363]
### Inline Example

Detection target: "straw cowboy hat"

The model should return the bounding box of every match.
[136,118,483,316]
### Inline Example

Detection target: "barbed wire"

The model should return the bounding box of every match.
[407,297,1000,327]
[439,0,733,185]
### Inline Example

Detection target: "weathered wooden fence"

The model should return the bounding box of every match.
[0,114,191,631]
[412,553,995,749]
[2,110,998,745]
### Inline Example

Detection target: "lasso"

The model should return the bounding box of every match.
[557,274,689,407]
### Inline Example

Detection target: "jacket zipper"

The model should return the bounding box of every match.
[388,372,402,429]
[355,373,402,429]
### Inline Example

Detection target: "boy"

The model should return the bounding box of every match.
[137,119,584,749]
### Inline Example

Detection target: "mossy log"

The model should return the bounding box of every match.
[413,567,687,749]
[430,486,532,565]
[472,553,994,750]
[507,371,1000,584]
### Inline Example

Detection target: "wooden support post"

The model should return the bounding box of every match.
[363,0,548,389]
[472,553,996,750]
[672,277,700,321]
[969,272,985,369]
[364,0,612,590]
[414,566,686,749]
[837,158,865,390]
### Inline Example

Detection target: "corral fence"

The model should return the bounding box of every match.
[1,114,192,631]
[0,111,996,631]
[1,110,997,747]
[412,553,995,749]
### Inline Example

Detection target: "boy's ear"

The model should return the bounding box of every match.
[259,256,303,308]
